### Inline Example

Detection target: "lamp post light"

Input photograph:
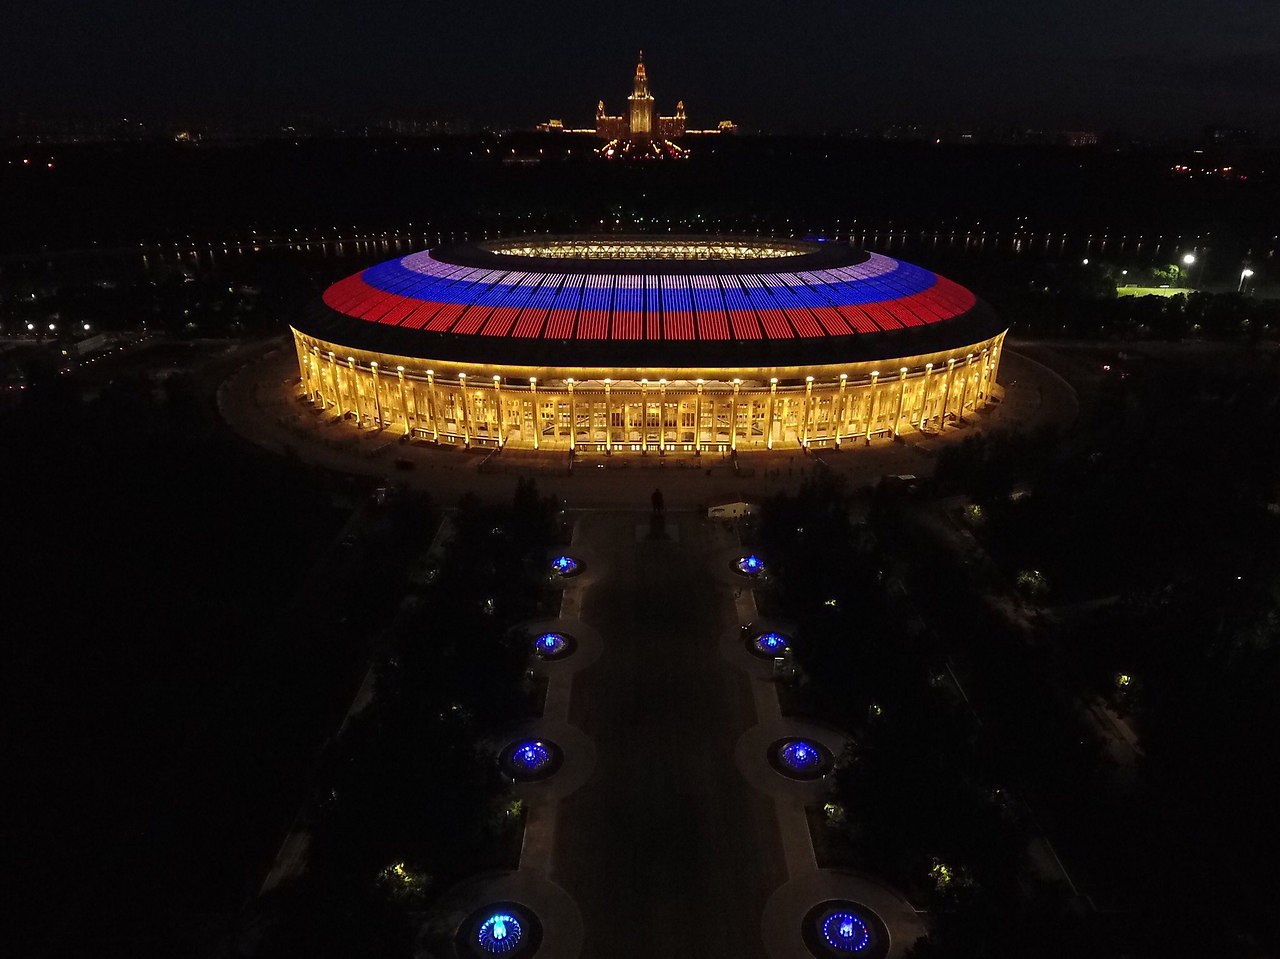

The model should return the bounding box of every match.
[1239,268,1254,294]
[1181,251,1206,289]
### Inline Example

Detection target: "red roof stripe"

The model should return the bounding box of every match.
[320,253,981,346]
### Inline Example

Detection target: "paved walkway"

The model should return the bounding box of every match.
[721,547,927,959]
[435,512,928,958]
[431,537,598,959]
[553,512,785,959]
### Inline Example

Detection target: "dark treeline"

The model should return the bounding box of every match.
[925,350,1280,954]
[253,479,563,958]
[758,474,1053,955]
[759,355,1280,954]
[4,136,1277,264]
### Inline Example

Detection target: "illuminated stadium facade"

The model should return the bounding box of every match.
[290,236,1006,453]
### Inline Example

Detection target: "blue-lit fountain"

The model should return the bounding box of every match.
[499,738,563,782]
[532,631,573,659]
[735,553,766,576]
[781,740,823,773]
[802,900,887,958]
[769,737,834,780]
[476,912,524,954]
[512,741,550,772]
[549,554,581,577]
[751,630,792,658]
[821,910,870,952]
[459,901,542,958]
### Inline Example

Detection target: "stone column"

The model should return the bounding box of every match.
[866,371,880,441]
[567,378,576,451]
[731,379,741,452]
[958,354,975,421]
[295,339,309,396]
[458,373,471,446]
[328,351,340,412]
[918,362,934,431]
[347,357,362,425]
[369,361,383,428]
[604,379,613,453]
[766,377,778,450]
[397,366,411,435]
[492,375,503,446]
[977,347,992,406]
[695,379,704,452]
[529,377,539,450]
[658,379,668,452]
[939,358,956,432]
[802,376,815,447]
[427,369,441,442]
[836,373,848,447]
[640,379,649,454]
[986,347,998,402]
[300,345,315,400]
[893,367,908,437]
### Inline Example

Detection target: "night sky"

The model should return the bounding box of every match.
[8,0,1280,134]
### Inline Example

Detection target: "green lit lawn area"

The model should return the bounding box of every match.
[1117,285,1192,298]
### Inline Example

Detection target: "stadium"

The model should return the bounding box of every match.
[289,236,1006,453]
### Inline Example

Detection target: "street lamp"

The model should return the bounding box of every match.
[1180,252,1203,289]
[1239,268,1254,294]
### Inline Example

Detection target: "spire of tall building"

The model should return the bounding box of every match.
[633,53,650,99]
[628,51,654,135]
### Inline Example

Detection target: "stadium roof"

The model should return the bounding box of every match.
[297,237,1003,368]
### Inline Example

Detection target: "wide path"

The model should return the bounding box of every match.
[554,512,786,959]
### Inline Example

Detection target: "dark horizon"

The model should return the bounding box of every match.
[7,1,1280,137]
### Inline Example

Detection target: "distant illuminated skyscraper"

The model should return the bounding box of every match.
[595,53,685,139]
[537,53,730,140]
[627,54,654,135]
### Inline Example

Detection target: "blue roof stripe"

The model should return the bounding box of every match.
[358,254,941,313]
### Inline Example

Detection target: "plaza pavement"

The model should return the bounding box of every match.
[437,511,925,958]
[551,512,786,958]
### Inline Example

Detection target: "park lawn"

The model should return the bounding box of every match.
[1116,285,1192,298]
